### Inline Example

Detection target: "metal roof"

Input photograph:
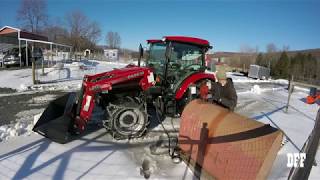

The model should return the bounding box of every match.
[0,26,48,41]
[0,26,71,48]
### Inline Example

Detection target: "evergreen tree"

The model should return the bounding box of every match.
[255,53,264,66]
[304,53,317,81]
[274,51,289,78]
[290,53,306,79]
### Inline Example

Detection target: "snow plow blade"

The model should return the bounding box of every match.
[33,92,77,144]
[179,99,283,180]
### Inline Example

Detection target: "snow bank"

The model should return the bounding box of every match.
[294,86,309,92]
[228,72,289,85]
[233,78,288,84]
[28,94,58,104]
[238,85,285,95]
[0,110,45,142]
[0,122,33,142]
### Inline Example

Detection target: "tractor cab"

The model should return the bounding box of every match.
[143,36,213,115]
[146,36,211,90]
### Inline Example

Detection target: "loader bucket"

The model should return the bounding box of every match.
[33,92,77,144]
[179,99,283,180]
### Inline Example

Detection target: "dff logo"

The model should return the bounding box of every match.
[287,153,306,167]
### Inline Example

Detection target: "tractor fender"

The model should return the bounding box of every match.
[175,72,215,100]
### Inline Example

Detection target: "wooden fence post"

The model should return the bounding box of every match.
[286,75,294,113]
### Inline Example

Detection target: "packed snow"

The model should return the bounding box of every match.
[0,62,319,179]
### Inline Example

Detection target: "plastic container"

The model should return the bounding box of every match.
[310,87,317,97]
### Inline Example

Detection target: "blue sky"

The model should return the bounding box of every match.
[0,0,320,52]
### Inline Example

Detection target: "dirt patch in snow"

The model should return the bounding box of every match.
[0,91,65,126]
[0,87,17,94]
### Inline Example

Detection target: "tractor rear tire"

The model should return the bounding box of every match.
[107,97,148,139]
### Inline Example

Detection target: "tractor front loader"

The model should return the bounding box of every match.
[33,36,216,143]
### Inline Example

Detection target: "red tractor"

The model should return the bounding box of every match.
[33,36,215,143]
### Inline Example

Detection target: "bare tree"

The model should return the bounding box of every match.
[65,10,101,51]
[42,25,69,43]
[240,44,256,53]
[106,31,121,49]
[239,44,258,71]
[16,0,48,33]
[282,45,290,51]
[265,43,279,68]
[266,43,278,53]
[87,22,101,43]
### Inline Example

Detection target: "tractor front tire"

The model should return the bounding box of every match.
[107,97,148,139]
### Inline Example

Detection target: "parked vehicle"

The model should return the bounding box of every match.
[2,47,32,67]
[248,64,270,80]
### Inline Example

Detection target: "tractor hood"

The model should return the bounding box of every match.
[83,64,155,92]
[86,65,152,81]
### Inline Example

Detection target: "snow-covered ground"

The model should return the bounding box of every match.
[0,63,319,179]
[0,60,127,92]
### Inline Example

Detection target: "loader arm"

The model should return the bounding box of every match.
[76,66,155,131]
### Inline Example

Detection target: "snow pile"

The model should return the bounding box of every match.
[19,84,29,92]
[251,84,262,94]
[28,94,58,104]
[0,110,44,142]
[0,122,33,142]
[33,113,41,125]
[247,84,285,95]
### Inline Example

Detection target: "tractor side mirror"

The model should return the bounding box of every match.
[139,44,144,57]
[138,44,143,66]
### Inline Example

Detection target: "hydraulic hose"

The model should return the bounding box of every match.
[153,101,181,163]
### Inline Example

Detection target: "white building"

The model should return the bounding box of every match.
[104,49,119,60]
